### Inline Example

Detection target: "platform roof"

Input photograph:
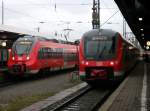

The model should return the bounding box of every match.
[114,0,147,50]
[0,25,50,41]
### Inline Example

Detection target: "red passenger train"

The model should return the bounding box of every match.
[79,29,139,83]
[8,36,78,76]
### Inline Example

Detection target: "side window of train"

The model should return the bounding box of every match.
[125,45,132,60]
[47,48,52,58]
[64,53,68,61]
[122,42,127,62]
[42,48,45,59]
[69,53,71,61]
[60,48,63,58]
[43,48,48,59]
[57,48,62,58]
[49,48,53,58]
[53,49,56,58]
[38,48,43,59]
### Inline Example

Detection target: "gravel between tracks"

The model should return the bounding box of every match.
[0,71,81,107]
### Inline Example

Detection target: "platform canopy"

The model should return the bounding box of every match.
[0,25,52,48]
[114,0,147,50]
[0,25,50,41]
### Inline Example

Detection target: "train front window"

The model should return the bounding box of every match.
[14,41,33,55]
[84,35,117,60]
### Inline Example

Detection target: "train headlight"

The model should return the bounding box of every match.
[85,62,89,65]
[110,61,114,66]
[12,57,15,60]
[81,61,85,64]
[2,41,6,47]
[8,49,11,52]
[26,56,30,60]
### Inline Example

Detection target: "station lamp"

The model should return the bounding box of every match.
[146,46,149,50]
[129,46,134,50]
[147,41,150,46]
[139,17,143,21]
[140,28,144,31]
[2,41,6,47]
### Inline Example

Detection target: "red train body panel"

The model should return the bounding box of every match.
[79,29,139,82]
[8,36,78,76]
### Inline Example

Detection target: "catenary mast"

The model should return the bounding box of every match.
[92,0,100,29]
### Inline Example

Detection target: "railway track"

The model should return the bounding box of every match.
[42,83,114,111]
[0,79,21,89]
[0,75,28,89]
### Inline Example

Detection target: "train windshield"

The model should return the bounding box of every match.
[14,40,33,55]
[84,35,117,60]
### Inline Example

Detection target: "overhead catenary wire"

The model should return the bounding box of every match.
[1,0,120,36]
[0,7,42,22]
[6,3,92,6]
[100,10,119,27]
[5,3,117,9]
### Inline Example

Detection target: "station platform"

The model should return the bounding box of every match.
[99,61,148,111]
[21,61,148,111]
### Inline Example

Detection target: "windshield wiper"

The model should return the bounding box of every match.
[98,46,106,58]
[25,45,30,54]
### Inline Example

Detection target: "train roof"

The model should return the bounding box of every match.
[17,35,76,45]
[82,29,118,38]
[82,29,138,49]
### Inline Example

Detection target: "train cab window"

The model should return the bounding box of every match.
[84,35,117,60]
[13,40,33,56]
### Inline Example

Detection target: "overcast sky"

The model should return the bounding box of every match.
[0,0,131,41]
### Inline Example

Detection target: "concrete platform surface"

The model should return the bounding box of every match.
[99,61,148,111]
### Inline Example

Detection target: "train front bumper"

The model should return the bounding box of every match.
[9,64,39,75]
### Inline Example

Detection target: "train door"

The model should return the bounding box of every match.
[122,42,128,70]
[38,48,44,69]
